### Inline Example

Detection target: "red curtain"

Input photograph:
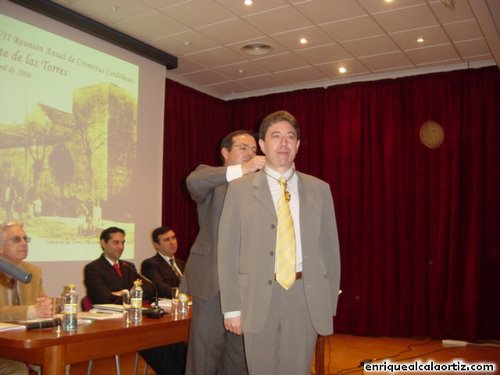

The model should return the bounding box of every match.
[163,67,500,340]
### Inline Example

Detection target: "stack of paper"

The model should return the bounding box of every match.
[0,322,25,332]
[92,304,124,313]
[79,311,123,320]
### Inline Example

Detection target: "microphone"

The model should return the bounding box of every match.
[120,262,164,318]
[0,258,32,284]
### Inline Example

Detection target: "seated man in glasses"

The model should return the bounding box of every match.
[0,221,53,375]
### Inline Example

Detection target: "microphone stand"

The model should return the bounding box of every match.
[0,257,32,283]
[121,262,164,318]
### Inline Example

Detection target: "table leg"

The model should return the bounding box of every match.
[315,335,325,375]
[42,345,65,375]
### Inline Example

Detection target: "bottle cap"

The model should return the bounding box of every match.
[179,293,188,302]
[67,283,75,289]
[133,279,143,286]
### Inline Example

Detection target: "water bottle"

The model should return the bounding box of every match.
[130,279,143,323]
[179,293,189,316]
[63,283,78,332]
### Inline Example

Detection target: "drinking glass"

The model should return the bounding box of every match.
[51,296,64,333]
[122,289,131,323]
[52,296,64,317]
[171,287,179,316]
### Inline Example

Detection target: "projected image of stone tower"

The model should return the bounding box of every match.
[72,82,137,229]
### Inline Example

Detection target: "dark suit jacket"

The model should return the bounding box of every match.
[0,261,44,321]
[218,170,341,335]
[180,164,229,300]
[141,253,185,298]
[84,254,153,304]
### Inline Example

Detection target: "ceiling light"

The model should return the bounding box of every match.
[183,41,192,46]
[385,0,394,3]
[238,69,246,74]
[241,43,273,56]
[417,37,424,43]
[244,0,253,6]
[110,5,119,11]
[299,38,308,45]
[339,66,347,74]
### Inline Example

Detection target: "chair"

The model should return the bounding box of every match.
[81,296,148,375]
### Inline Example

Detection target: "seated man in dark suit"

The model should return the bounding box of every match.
[83,227,154,304]
[84,227,186,375]
[141,226,185,298]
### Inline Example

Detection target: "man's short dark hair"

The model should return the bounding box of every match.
[220,130,254,152]
[259,110,301,141]
[100,227,125,242]
[151,226,173,244]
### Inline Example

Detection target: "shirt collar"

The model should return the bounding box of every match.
[158,252,173,262]
[264,166,295,181]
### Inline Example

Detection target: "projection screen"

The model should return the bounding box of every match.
[0,1,166,298]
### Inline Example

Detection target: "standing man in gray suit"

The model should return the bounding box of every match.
[218,111,341,375]
[180,130,266,375]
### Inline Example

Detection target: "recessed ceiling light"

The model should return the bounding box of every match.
[183,41,192,46]
[244,0,253,6]
[339,66,347,74]
[385,0,394,3]
[417,37,424,43]
[299,38,308,45]
[110,5,119,11]
[241,43,273,56]
[238,69,246,74]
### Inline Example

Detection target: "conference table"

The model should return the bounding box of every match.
[0,314,328,375]
[0,314,190,375]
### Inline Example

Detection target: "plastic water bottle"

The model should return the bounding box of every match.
[63,283,78,332]
[130,279,143,323]
[179,293,189,316]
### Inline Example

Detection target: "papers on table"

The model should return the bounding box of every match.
[79,311,123,320]
[92,304,124,313]
[157,298,172,312]
[84,304,124,320]
[0,322,26,332]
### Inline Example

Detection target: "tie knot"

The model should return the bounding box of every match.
[278,176,287,188]
[278,177,292,202]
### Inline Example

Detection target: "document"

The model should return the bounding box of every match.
[0,322,26,332]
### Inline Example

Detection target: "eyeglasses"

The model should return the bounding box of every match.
[7,236,31,244]
[232,144,257,154]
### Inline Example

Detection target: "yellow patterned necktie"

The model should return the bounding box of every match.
[275,176,296,290]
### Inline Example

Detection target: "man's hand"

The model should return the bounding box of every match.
[242,155,266,175]
[34,296,53,318]
[224,316,243,335]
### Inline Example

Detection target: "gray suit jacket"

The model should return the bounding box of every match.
[218,169,341,335]
[180,164,229,300]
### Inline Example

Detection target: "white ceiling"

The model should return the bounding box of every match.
[52,0,499,100]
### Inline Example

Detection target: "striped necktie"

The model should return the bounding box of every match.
[170,258,183,280]
[275,177,296,290]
